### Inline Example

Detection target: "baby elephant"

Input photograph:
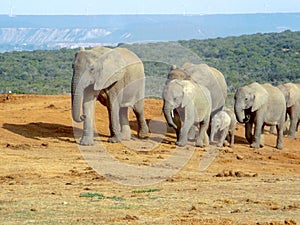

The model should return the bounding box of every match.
[210,108,237,147]
[163,79,212,147]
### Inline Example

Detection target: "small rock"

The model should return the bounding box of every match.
[228,170,235,177]
[215,172,224,177]
[41,142,49,147]
[285,219,297,225]
[231,209,241,213]
[189,205,197,211]
[224,148,234,153]
[235,171,245,177]
[123,215,138,220]
[236,154,244,160]
[223,170,230,177]
[83,187,91,191]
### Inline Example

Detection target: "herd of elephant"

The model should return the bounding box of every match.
[71,46,300,150]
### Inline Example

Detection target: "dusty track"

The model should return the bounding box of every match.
[0,94,299,224]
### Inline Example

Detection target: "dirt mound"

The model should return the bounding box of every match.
[0,95,299,224]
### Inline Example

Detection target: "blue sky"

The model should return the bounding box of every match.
[1,0,300,15]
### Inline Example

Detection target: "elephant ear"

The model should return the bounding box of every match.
[278,84,290,104]
[181,80,194,107]
[251,83,269,112]
[94,49,126,91]
[285,83,300,107]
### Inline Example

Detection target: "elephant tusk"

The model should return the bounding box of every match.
[171,110,174,118]
[244,114,251,123]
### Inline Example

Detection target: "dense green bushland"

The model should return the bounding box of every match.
[0,48,77,94]
[0,30,299,101]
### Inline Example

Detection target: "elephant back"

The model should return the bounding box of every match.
[181,63,227,115]
[115,48,143,66]
[167,68,189,80]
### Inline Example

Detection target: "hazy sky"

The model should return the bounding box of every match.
[1,0,300,15]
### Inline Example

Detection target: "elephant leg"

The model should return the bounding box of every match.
[80,91,96,146]
[276,124,284,150]
[245,121,253,144]
[188,126,196,141]
[203,132,209,146]
[218,127,229,147]
[229,130,235,147]
[287,112,297,139]
[107,101,122,143]
[133,99,148,139]
[260,125,265,147]
[119,107,131,140]
[251,122,262,149]
[176,108,193,147]
[173,109,182,141]
[269,125,276,134]
[195,121,209,147]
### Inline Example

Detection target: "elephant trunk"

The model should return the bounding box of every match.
[163,102,177,129]
[235,109,245,123]
[71,72,86,123]
[234,106,251,123]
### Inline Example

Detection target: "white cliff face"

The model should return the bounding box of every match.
[0,28,111,44]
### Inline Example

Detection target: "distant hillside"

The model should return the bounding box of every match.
[0,30,299,102]
[0,13,300,52]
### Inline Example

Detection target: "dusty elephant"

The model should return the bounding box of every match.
[71,46,148,145]
[210,108,237,147]
[163,79,212,147]
[234,82,286,149]
[277,82,300,138]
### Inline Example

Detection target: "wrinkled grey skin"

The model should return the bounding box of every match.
[71,46,148,145]
[234,82,286,149]
[163,79,212,147]
[277,83,300,138]
[210,108,237,147]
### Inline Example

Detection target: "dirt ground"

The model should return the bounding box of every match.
[0,94,299,225]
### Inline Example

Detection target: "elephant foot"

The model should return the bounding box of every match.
[176,140,187,147]
[80,136,94,146]
[287,134,296,139]
[195,142,204,148]
[250,142,260,149]
[217,142,223,147]
[121,125,131,140]
[188,128,196,141]
[276,143,283,150]
[138,125,149,139]
[108,135,122,143]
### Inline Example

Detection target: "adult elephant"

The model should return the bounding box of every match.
[234,82,286,149]
[71,46,148,145]
[277,83,300,138]
[168,63,227,118]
